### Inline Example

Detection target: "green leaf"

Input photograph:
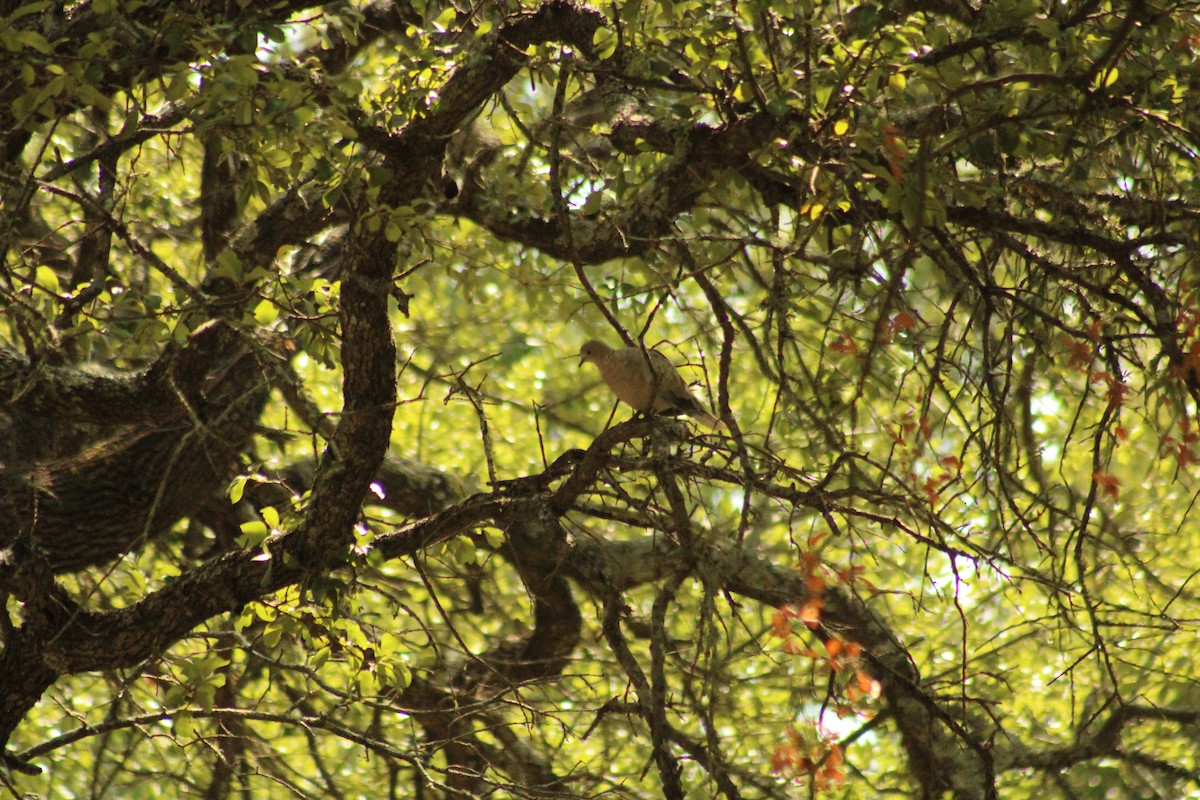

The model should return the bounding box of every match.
[593,27,618,59]
[433,6,457,31]
[16,30,52,54]
[33,265,59,293]
[481,526,505,547]
[228,476,248,504]
[238,521,270,548]
[253,299,279,324]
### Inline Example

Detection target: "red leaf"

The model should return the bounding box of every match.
[889,310,919,333]
[1092,470,1121,499]
[829,334,859,355]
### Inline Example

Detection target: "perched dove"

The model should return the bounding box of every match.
[579,340,721,428]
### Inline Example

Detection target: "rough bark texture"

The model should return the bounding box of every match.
[3,2,1197,798]
[0,321,267,571]
[0,184,398,754]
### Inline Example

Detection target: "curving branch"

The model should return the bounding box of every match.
[0,0,318,164]
[0,173,398,747]
[0,320,268,572]
[456,113,781,263]
[229,1,609,274]
[1002,702,1200,774]
[5,404,1193,795]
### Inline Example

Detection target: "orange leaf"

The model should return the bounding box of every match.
[824,637,843,657]
[818,766,846,788]
[836,564,865,586]
[799,598,823,628]
[773,608,793,638]
[883,123,906,181]
[771,745,800,773]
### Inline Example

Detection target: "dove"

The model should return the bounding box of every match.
[579,340,721,428]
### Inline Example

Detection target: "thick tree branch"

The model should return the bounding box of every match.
[456,113,780,263]
[0,319,242,427]
[0,0,317,164]
[230,1,608,274]
[0,320,268,572]
[0,184,397,749]
[1002,703,1200,773]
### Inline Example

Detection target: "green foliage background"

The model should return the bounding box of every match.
[2,0,1199,798]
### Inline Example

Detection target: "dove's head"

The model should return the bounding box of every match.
[579,340,612,367]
